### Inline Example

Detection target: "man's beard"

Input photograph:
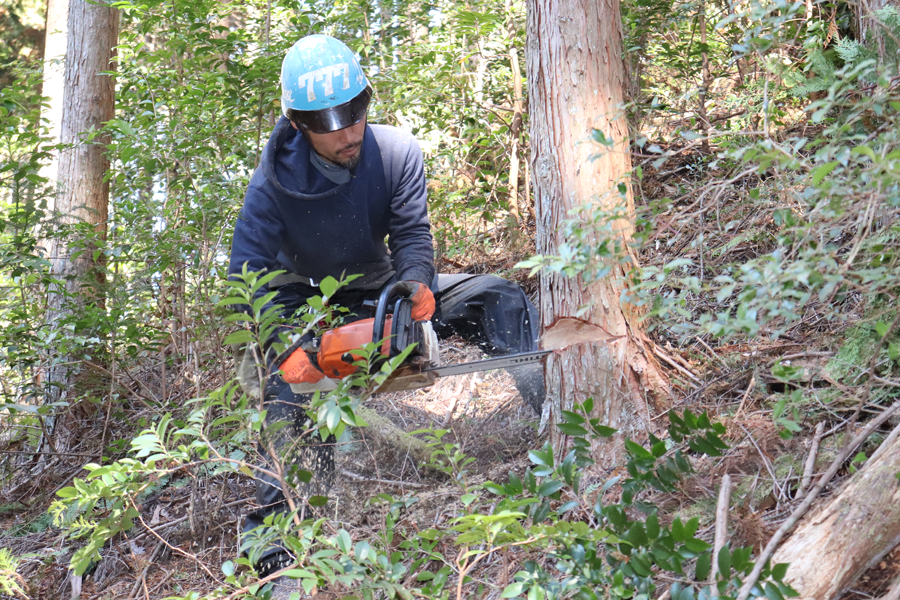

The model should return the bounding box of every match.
[335,148,362,169]
[334,144,362,169]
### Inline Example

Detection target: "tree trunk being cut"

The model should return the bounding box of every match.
[526,0,669,464]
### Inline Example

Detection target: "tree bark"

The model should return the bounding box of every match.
[772,433,900,599]
[526,0,669,463]
[39,0,68,194]
[46,0,119,450]
[698,0,711,153]
[51,0,118,292]
[506,0,524,224]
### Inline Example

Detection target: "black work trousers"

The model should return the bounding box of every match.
[243,273,543,567]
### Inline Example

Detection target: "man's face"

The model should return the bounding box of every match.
[293,117,367,169]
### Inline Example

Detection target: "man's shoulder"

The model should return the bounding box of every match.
[368,124,420,151]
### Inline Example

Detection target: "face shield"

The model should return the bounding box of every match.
[290,86,372,134]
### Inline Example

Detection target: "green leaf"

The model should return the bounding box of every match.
[501,582,527,598]
[764,581,786,600]
[56,486,78,498]
[484,482,507,496]
[537,480,565,497]
[561,410,585,424]
[671,517,686,542]
[336,530,352,553]
[695,550,711,581]
[319,276,339,298]
[531,500,551,523]
[507,472,523,495]
[771,562,789,581]
[810,161,838,185]
[223,330,253,345]
[625,439,653,459]
[222,561,234,576]
[590,423,617,437]
[646,511,660,539]
[630,552,653,576]
[556,423,589,436]
[876,321,890,339]
[283,568,314,578]
[851,144,875,160]
[528,448,552,467]
[651,440,667,458]
[326,405,341,431]
[718,545,732,578]
[683,538,709,553]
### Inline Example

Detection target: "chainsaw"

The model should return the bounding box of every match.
[281,281,549,395]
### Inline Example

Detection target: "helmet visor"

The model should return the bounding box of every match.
[292,87,372,134]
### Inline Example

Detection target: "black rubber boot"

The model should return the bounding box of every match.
[508,363,546,414]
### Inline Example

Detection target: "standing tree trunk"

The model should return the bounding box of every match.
[40,0,68,190]
[698,0,711,153]
[505,0,524,225]
[46,0,119,450]
[527,0,669,463]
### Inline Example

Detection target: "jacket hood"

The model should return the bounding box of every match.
[260,116,350,201]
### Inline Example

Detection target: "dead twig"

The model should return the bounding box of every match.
[127,541,166,600]
[652,345,702,385]
[798,421,825,496]
[455,537,544,600]
[127,497,221,583]
[695,337,729,370]
[734,374,755,418]
[739,424,787,504]
[442,376,467,427]
[710,474,732,590]
[81,360,159,409]
[342,469,428,489]
[132,498,250,543]
[764,351,835,368]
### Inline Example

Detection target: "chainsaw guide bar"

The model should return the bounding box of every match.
[373,349,551,394]
[425,350,551,378]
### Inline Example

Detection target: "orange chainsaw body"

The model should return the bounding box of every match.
[317,316,392,378]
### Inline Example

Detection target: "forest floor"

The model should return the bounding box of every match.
[3,150,899,599]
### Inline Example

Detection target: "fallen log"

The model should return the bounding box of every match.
[772,426,900,599]
[354,404,432,465]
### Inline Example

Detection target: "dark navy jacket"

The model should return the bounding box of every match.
[228,117,435,298]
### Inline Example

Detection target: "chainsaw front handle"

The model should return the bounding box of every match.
[371,281,418,345]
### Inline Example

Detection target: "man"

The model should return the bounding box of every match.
[228,34,544,597]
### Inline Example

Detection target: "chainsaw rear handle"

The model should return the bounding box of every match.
[371,281,418,345]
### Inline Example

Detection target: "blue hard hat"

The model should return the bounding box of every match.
[281,35,371,133]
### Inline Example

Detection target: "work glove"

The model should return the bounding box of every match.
[408,281,435,321]
[278,341,326,384]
